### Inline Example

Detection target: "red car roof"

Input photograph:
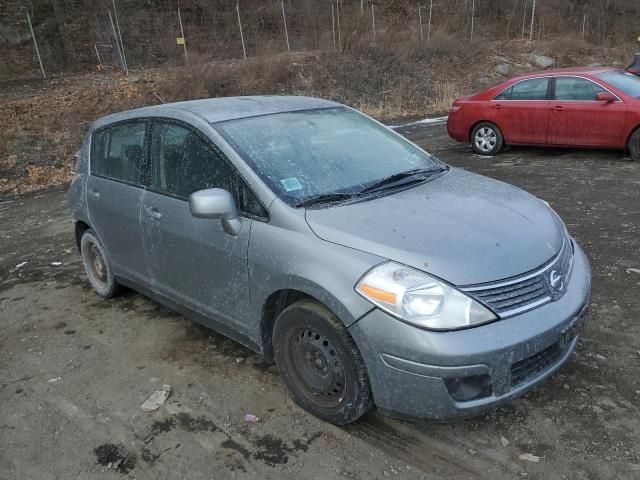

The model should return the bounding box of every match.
[467,67,621,101]
[515,66,617,79]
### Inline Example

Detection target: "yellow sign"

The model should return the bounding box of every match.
[176,37,185,45]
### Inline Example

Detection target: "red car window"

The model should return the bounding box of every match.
[554,77,605,101]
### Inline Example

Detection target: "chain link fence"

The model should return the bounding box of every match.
[1,0,638,82]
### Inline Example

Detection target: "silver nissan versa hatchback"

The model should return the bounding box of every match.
[68,96,591,425]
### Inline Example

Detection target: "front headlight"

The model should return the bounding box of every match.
[356,262,497,331]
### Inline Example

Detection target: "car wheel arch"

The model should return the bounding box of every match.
[625,125,640,153]
[260,288,356,363]
[75,220,92,251]
[469,120,506,144]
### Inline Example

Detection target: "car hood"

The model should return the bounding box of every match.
[305,168,565,286]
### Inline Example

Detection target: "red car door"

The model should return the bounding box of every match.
[547,76,627,147]
[489,77,550,145]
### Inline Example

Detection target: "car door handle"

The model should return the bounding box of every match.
[88,188,100,200]
[145,206,162,220]
[551,105,564,112]
[491,104,502,110]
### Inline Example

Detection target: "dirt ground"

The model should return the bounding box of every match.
[1,122,640,480]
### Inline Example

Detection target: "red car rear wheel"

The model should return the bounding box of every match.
[628,128,640,162]
[471,122,504,156]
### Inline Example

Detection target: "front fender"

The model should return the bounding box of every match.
[248,219,383,337]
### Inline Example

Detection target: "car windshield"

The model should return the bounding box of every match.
[597,70,640,98]
[213,107,442,205]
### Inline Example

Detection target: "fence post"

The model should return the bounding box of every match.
[111,0,128,74]
[331,3,336,50]
[236,3,247,60]
[371,3,376,42]
[428,0,433,39]
[108,9,126,72]
[418,4,423,42]
[521,0,526,39]
[529,0,536,41]
[177,8,188,65]
[25,11,46,80]
[470,0,475,40]
[281,1,290,51]
[336,1,342,50]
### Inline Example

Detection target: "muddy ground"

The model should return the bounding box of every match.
[1,122,639,480]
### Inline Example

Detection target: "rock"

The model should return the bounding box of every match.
[592,405,604,414]
[533,55,555,68]
[500,436,510,447]
[495,63,510,76]
[141,384,171,412]
[519,453,540,463]
[467,448,477,456]
[598,397,618,409]
[626,268,640,275]
[243,413,259,423]
[235,357,245,364]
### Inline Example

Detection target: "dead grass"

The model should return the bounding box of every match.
[0,37,637,195]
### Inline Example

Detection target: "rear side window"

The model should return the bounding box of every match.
[554,77,606,101]
[496,78,549,100]
[91,122,147,186]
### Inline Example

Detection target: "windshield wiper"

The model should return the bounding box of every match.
[295,192,356,208]
[358,166,449,195]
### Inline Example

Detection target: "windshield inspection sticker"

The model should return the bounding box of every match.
[280,177,303,192]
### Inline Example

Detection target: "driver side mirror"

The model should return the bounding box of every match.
[595,92,616,103]
[189,188,241,236]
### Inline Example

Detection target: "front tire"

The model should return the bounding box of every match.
[273,300,373,425]
[80,230,121,298]
[471,122,504,156]
[627,128,640,161]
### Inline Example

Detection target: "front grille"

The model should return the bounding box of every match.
[461,236,574,318]
[510,342,563,387]
[469,276,549,314]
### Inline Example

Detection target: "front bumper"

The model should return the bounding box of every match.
[348,242,591,420]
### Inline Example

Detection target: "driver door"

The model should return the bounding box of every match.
[141,120,252,333]
[547,76,627,147]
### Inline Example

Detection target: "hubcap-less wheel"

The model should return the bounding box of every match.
[290,327,346,407]
[474,126,497,153]
[273,300,373,424]
[80,230,120,298]
[86,241,108,290]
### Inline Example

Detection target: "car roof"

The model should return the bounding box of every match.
[514,66,618,79]
[95,95,341,126]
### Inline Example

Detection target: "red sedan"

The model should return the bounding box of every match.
[447,67,640,160]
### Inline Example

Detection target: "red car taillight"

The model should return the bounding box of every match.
[449,104,462,113]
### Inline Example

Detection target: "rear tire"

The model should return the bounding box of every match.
[627,128,640,161]
[273,300,373,425]
[471,122,504,156]
[80,230,121,298]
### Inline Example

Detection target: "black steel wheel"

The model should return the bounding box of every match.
[273,300,373,424]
